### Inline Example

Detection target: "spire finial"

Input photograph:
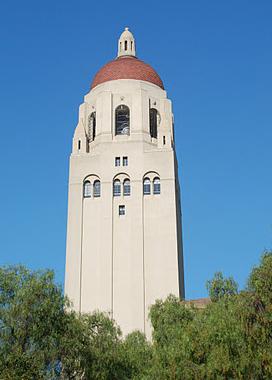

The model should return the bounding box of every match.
[117,27,136,58]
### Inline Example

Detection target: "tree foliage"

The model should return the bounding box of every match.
[0,266,67,379]
[206,271,238,302]
[146,252,272,380]
[0,252,272,379]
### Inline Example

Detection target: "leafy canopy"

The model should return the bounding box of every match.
[0,252,272,379]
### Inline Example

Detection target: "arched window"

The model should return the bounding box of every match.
[93,180,101,197]
[115,105,130,135]
[83,181,91,198]
[143,178,151,195]
[88,112,96,142]
[150,108,158,138]
[113,179,121,196]
[153,177,160,195]
[123,179,130,196]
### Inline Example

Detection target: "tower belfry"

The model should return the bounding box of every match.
[65,28,184,336]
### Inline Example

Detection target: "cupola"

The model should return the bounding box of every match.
[118,27,136,57]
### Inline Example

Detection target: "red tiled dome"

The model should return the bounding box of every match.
[91,56,164,90]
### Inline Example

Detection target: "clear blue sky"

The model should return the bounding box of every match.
[0,1,271,299]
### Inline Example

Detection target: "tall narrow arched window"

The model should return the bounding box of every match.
[123,179,130,196]
[83,181,91,198]
[93,180,101,197]
[113,179,121,196]
[153,177,161,195]
[143,178,151,195]
[88,112,96,142]
[115,105,130,135]
[149,108,158,138]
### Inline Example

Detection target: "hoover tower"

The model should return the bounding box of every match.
[65,28,184,336]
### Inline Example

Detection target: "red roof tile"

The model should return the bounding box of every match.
[91,56,164,90]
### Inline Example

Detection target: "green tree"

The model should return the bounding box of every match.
[1,252,271,380]
[58,311,88,379]
[206,271,238,302]
[81,312,127,380]
[147,252,272,380]
[247,251,272,305]
[242,251,272,379]
[121,331,152,379]
[0,265,82,380]
[148,295,197,380]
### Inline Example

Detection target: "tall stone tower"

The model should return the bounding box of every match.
[65,28,184,336]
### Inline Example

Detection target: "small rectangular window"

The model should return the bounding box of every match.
[115,157,121,166]
[123,156,128,166]
[119,205,125,216]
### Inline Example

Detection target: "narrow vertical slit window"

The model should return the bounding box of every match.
[149,108,158,138]
[88,112,96,142]
[78,140,81,150]
[93,180,101,197]
[123,156,128,166]
[153,177,161,195]
[143,178,151,195]
[83,181,91,198]
[163,136,166,145]
[113,179,121,196]
[123,179,130,196]
[125,40,128,50]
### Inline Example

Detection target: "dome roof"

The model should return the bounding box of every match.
[91,56,164,90]
[90,27,164,90]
